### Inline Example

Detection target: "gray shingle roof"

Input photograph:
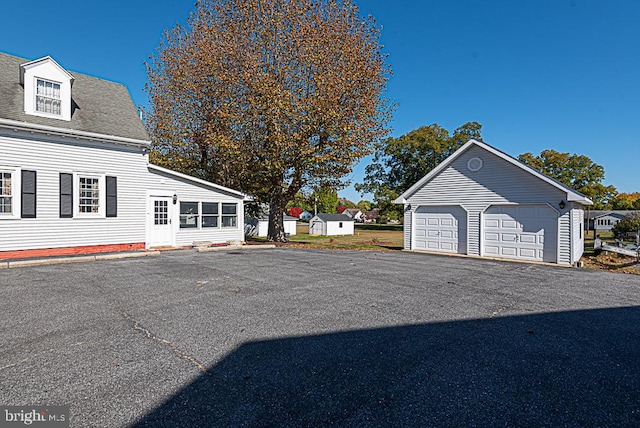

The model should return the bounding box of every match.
[0,52,149,141]
[258,215,299,221]
[315,213,353,222]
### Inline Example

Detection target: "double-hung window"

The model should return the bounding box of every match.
[36,78,62,116]
[202,202,219,227]
[0,171,13,215]
[222,203,237,228]
[79,176,100,214]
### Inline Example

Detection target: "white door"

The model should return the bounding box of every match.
[483,205,557,262]
[149,197,173,247]
[413,206,466,254]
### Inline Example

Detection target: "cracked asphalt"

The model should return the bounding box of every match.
[1,249,639,427]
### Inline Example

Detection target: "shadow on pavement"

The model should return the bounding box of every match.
[134,307,640,427]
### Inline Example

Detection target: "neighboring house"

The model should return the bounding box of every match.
[309,213,354,236]
[343,208,363,222]
[0,52,249,260]
[584,210,637,232]
[394,139,592,266]
[299,210,313,221]
[361,209,378,223]
[245,215,297,237]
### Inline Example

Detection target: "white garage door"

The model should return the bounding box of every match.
[414,206,466,254]
[483,205,557,262]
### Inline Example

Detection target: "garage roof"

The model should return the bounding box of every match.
[394,139,593,205]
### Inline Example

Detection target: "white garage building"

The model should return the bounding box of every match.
[394,139,592,265]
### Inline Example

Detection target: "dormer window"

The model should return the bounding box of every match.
[20,56,74,121]
[36,78,62,115]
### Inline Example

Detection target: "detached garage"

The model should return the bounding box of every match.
[395,139,592,265]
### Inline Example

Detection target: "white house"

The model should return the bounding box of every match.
[394,139,592,266]
[246,215,298,237]
[309,213,354,236]
[585,210,636,232]
[343,208,363,222]
[0,52,249,260]
[299,210,313,221]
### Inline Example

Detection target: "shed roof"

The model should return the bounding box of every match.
[0,52,149,142]
[394,139,592,205]
[314,213,353,222]
[257,215,298,221]
[586,210,638,220]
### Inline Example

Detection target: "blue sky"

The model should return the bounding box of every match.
[2,1,638,202]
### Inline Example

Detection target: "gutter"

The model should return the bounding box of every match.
[0,117,151,149]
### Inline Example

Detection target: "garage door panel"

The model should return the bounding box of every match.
[501,233,518,242]
[502,220,518,229]
[484,245,499,255]
[485,232,499,242]
[414,206,466,254]
[519,248,536,258]
[483,205,557,263]
[486,219,499,228]
[501,247,517,256]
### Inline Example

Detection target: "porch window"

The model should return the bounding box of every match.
[180,202,199,228]
[221,203,237,228]
[202,202,219,227]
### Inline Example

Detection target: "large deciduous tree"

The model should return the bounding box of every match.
[146,0,392,241]
[355,122,483,217]
[517,150,617,209]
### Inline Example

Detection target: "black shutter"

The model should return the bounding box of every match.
[106,176,117,217]
[21,170,36,218]
[60,173,73,218]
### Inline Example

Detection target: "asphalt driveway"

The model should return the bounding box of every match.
[1,249,639,427]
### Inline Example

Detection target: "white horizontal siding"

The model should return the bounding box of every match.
[0,131,148,251]
[403,206,411,250]
[571,206,584,264]
[0,129,245,252]
[405,145,570,262]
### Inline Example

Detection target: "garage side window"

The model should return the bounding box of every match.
[180,202,199,228]
[222,203,237,228]
[202,202,219,227]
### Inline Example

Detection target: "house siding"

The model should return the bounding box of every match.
[0,130,148,252]
[403,206,411,250]
[405,145,565,259]
[148,169,245,246]
[571,206,584,263]
[558,212,571,265]
[0,129,245,254]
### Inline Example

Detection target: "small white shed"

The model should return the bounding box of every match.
[309,213,354,236]
[394,139,593,265]
[246,215,298,237]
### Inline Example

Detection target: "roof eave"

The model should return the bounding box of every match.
[0,117,150,148]
[148,164,250,200]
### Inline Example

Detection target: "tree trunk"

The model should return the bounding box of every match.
[267,191,286,242]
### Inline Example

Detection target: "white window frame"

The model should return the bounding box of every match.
[201,202,220,228]
[75,173,105,218]
[221,203,238,228]
[179,201,200,229]
[35,77,62,117]
[0,168,20,219]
